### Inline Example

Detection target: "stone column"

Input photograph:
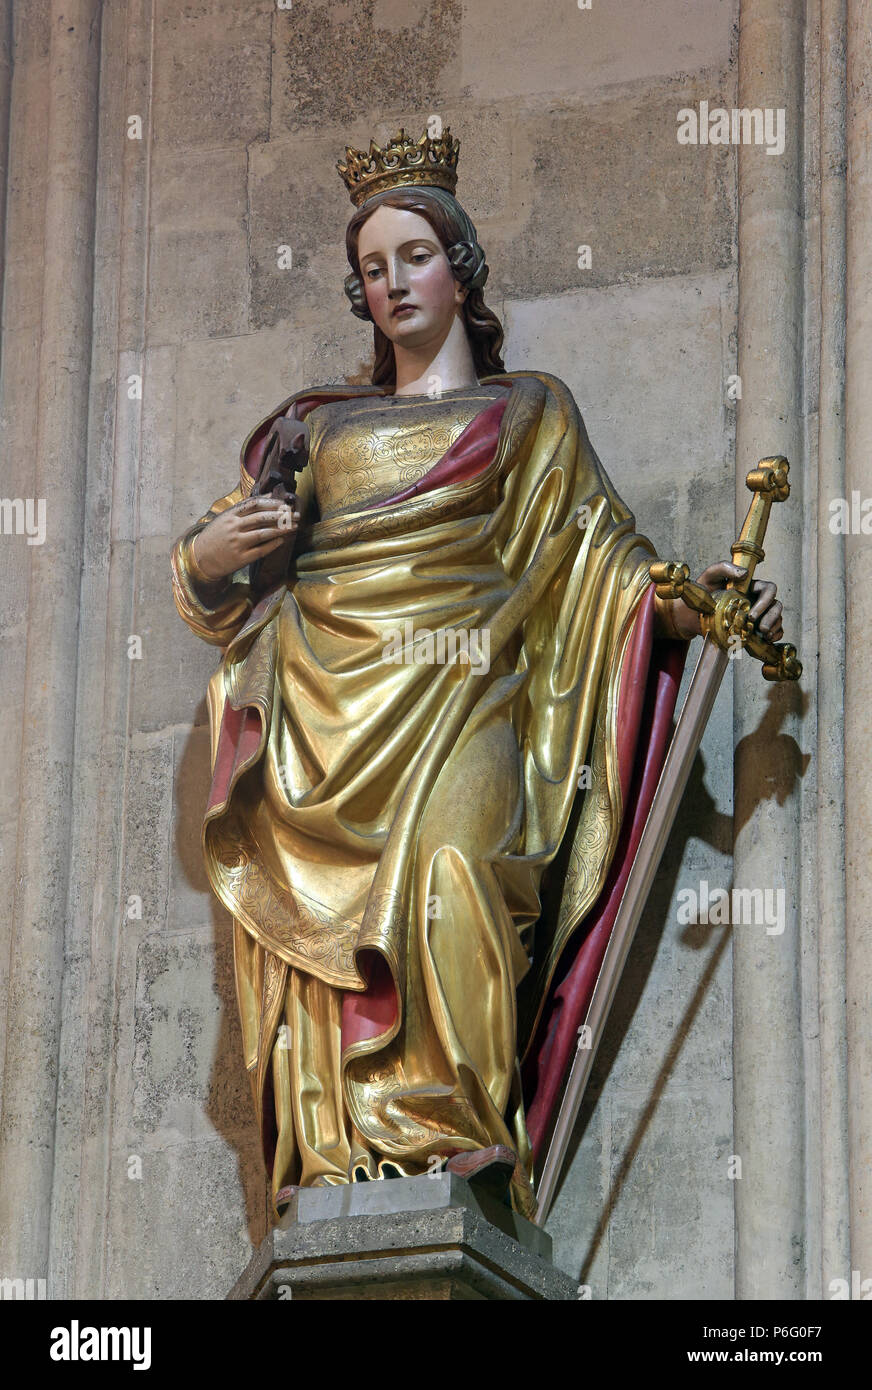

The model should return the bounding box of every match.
[813,0,850,1296]
[0,1,11,292]
[733,0,806,1298]
[48,0,156,1298]
[845,0,872,1277]
[0,0,102,1281]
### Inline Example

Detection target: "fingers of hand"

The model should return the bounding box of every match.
[236,505,284,527]
[245,534,288,559]
[756,600,783,639]
[236,526,288,549]
[749,580,777,621]
[698,561,748,589]
[235,496,292,519]
[236,503,296,532]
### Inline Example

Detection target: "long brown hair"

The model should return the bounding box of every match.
[344,188,506,390]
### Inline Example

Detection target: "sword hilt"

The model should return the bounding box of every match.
[649,456,802,682]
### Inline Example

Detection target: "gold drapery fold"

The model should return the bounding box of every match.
[173,371,656,1216]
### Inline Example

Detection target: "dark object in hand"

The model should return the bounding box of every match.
[252,415,310,499]
[249,414,310,589]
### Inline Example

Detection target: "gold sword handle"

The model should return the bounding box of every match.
[729,455,790,595]
[649,456,802,682]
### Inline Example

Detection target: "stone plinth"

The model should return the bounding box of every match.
[228,1172,577,1301]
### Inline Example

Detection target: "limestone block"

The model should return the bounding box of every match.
[148,147,249,344]
[112,352,146,543]
[170,723,217,930]
[670,918,734,1090]
[129,534,216,733]
[503,271,732,525]
[550,1086,734,1300]
[4,58,48,197]
[0,344,41,656]
[484,87,734,301]
[845,548,872,872]
[130,928,250,1147]
[172,325,304,537]
[124,733,175,936]
[461,0,737,101]
[152,0,272,150]
[247,133,359,331]
[0,320,40,466]
[444,103,515,222]
[593,880,682,1099]
[2,182,48,330]
[298,313,380,390]
[270,0,462,133]
[105,1133,267,1298]
[545,1095,611,1297]
[139,345,178,539]
[10,0,50,65]
[603,1087,734,1298]
[602,874,733,1100]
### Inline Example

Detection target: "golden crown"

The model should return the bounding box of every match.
[337,126,460,207]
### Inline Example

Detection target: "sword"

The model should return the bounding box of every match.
[533,457,801,1226]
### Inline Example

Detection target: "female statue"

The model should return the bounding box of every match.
[172,128,782,1221]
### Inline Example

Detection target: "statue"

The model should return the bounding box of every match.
[172,127,785,1223]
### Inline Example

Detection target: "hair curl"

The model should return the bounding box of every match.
[344,187,506,390]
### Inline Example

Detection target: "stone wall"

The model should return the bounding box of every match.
[0,0,857,1301]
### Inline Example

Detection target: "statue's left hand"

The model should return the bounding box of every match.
[251,483,299,588]
[671,561,784,641]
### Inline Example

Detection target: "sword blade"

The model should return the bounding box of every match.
[534,634,729,1225]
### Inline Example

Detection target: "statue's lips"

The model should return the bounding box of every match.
[391,304,418,317]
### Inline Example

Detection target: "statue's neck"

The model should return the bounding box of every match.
[392,312,479,397]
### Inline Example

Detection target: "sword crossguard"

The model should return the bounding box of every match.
[649,457,802,682]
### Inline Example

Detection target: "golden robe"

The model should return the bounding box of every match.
[172,371,657,1219]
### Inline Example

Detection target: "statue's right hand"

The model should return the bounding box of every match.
[191,495,300,582]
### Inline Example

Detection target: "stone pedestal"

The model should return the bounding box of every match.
[228,1173,577,1301]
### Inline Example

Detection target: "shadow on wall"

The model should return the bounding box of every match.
[173,719,272,1255]
[562,681,810,1286]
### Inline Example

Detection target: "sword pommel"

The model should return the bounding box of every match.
[745,455,790,503]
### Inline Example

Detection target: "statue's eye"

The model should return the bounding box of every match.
[411,251,431,264]
[365,266,383,279]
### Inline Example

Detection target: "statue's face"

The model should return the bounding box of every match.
[356,205,466,350]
